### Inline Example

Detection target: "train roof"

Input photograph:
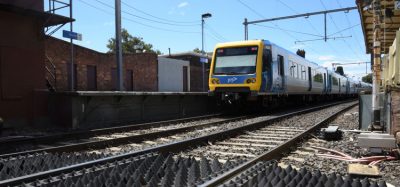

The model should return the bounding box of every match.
[215,40,263,48]
[214,40,357,80]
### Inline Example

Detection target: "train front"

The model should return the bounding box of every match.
[208,40,264,104]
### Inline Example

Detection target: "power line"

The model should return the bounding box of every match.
[275,0,340,55]
[335,0,365,53]
[78,0,200,34]
[93,0,199,27]
[319,0,364,61]
[253,24,324,38]
[204,24,229,42]
[237,0,321,53]
[121,1,199,24]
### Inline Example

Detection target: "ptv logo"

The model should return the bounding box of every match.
[227,77,238,83]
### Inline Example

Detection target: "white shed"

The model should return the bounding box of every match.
[158,57,190,92]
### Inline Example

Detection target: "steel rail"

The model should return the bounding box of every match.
[199,102,357,187]
[0,115,246,159]
[0,113,220,153]
[0,100,356,186]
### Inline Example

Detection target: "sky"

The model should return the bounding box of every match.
[50,0,371,80]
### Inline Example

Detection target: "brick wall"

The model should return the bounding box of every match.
[391,90,400,144]
[45,37,158,91]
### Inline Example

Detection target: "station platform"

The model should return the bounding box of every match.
[48,91,215,129]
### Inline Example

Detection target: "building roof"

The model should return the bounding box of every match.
[0,3,74,27]
[159,52,212,59]
[357,0,400,54]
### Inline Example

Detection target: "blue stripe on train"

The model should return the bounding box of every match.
[212,74,256,84]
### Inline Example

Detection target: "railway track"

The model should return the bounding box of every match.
[0,100,364,186]
[0,113,232,156]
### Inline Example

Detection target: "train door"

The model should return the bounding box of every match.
[338,79,341,93]
[261,46,272,91]
[323,73,327,92]
[308,67,312,91]
[277,55,285,91]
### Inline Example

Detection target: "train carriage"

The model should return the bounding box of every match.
[208,39,369,105]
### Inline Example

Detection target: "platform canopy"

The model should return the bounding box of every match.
[0,3,74,27]
[357,0,400,54]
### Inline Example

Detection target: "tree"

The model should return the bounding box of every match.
[335,66,345,76]
[107,28,161,55]
[362,73,373,83]
[193,48,202,53]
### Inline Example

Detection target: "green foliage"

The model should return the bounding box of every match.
[107,28,161,55]
[362,73,373,83]
[193,48,202,53]
[335,66,345,76]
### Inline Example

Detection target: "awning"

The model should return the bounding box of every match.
[357,0,400,54]
[0,3,74,27]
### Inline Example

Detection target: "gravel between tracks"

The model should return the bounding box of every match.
[174,102,355,162]
[279,106,400,187]
[0,102,355,182]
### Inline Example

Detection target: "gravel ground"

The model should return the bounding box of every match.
[0,102,355,181]
[279,105,400,187]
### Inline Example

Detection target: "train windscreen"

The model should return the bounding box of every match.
[213,46,258,74]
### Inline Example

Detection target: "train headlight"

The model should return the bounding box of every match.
[211,78,220,84]
[245,78,256,84]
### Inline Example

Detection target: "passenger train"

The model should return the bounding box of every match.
[208,40,371,106]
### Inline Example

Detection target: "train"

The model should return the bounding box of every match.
[208,39,371,106]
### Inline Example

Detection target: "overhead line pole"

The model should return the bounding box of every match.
[69,0,74,91]
[115,0,124,91]
[243,6,357,40]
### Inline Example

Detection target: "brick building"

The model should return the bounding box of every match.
[45,37,158,91]
[0,0,72,127]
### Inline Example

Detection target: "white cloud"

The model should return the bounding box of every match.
[177,2,189,8]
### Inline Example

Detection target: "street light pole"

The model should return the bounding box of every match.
[201,13,211,92]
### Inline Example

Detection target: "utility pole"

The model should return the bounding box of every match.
[372,0,382,129]
[69,0,74,91]
[115,0,123,91]
[201,13,212,92]
[244,18,248,40]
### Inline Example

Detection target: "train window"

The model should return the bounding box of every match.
[313,73,323,83]
[301,65,306,80]
[262,49,272,72]
[332,77,339,85]
[278,55,284,76]
[289,61,295,77]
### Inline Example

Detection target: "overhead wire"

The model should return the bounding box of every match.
[335,0,366,53]
[237,0,321,53]
[93,0,199,27]
[275,0,341,56]
[121,0,199,24]
[204,24,229,42]
[78,0,200,34]
[253,24,324,38]
[319,0,364,61]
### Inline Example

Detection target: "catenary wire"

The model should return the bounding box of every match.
[93,0,200,27]
[78,0,200,34]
